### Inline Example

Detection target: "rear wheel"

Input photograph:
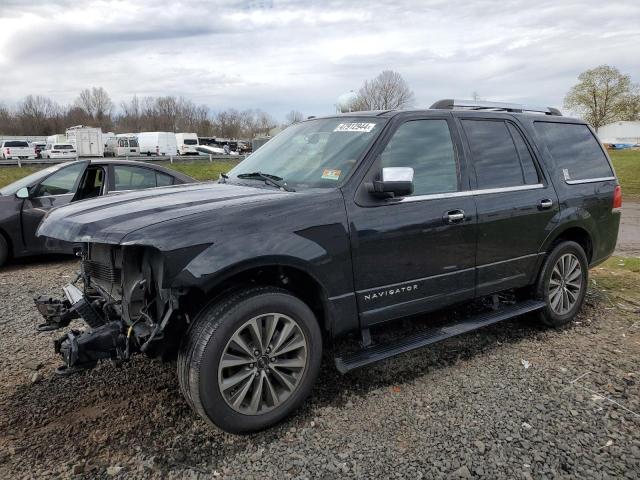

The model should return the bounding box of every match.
[536,241,588,327]
[178,286,322,433]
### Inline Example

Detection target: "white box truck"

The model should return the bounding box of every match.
[66,126,104,157]
[175,132,199,155]
[136,132,178,156]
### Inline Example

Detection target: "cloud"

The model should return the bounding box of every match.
[0,0,638,120]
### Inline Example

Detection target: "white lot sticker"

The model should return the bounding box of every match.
[322,169,342,180]
[333,122,376,133]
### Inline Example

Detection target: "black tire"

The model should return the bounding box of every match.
[178,286,322,433]
[0,235,8,267]
[536,241,588,327]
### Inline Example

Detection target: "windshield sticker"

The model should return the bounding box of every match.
[322,169,342,180]
[333,122,376,133]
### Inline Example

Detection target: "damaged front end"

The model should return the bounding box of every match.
[35,243,186,375]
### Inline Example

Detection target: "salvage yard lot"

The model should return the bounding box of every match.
[0,257,639,478]
[0,152,639,478]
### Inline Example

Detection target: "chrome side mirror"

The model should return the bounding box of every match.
[371,167,414,198]
[15,187,30,199]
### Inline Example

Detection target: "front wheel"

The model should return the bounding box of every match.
[536,241,588,327]
[178,286,322,433]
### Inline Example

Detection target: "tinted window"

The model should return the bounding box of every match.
[130,139,139,147]
[156,172,174,186]
[4,141,29,147]
[462,120,535,189]
[54,144,73,150]
[184,139,198,145]
[34,163,85,196]
[113,166,157,191]
[507,123,539,185]
[380,119,458,196]
[533,122,613,181]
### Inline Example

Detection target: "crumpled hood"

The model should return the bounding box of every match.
[37,182,289,245]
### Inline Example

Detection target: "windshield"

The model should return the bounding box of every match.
[228,117,385,189]
[0,165,61,195]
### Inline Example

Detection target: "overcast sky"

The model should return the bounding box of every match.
[0,0,638,120]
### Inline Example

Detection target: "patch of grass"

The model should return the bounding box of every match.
[0,166,41,188]
[609,150,640,200]
[149,160,239,182]
[591,256,640,314]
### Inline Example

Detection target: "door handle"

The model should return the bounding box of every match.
[538,199,553,210]
[445,209,465,224]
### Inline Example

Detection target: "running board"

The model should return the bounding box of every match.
[334,299,545,374]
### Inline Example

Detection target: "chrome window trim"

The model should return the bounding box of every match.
[398,183,544,203]
[565,176,616,185]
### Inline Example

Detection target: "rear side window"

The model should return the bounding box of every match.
[533,122,613,181]
[113,165,157,191]
[156,172,174,186]
[462,120,540,189]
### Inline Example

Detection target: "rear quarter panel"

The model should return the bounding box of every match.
[521,117,620,264]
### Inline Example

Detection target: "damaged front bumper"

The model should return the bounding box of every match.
[35,283,127,375]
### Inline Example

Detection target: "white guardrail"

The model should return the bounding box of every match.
[0,154,246,167]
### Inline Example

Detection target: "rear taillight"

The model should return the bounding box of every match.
[6,148,10,155]
[613,185,622,209]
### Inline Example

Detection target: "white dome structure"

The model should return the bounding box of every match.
[336,91,358,113]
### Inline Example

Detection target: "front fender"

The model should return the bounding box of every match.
[170,226,353,299]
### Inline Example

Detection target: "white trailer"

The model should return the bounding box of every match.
[66,126,104,157]
[136,132,178,156]
[175,132,199,155]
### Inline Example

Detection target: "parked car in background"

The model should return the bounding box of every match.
[137,132,177,156]
[175,133,199,155]
[41,143,77,159]
[1,140,36,160]
[33,99,621,433]
[0,159,195,266]
[105,134,140,157]
[32,142,47,159]
[195,145,226,155]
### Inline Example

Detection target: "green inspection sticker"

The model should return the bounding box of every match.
[322,169,341,180]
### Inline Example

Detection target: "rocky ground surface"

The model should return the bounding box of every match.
[0,258,639,479]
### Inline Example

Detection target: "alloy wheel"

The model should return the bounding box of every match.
[548,253,583,315]
[218,313,308,415]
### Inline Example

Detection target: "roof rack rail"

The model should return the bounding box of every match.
[430,99,562,116]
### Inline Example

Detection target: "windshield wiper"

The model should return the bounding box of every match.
[236,172,295,192]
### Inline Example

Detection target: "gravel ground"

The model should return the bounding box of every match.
[1,258,639,479]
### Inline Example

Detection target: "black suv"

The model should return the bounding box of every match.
[35,99,621,433]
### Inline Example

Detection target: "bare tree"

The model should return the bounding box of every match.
[75,87,113,129]
[352,70,415,111]
[17,95,62,135]
[564,65,637,130]
[285,110,304,125]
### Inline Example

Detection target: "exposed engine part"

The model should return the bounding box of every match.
[62,284,106,329]
[54,322,125,375]
[34,295,80,331]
